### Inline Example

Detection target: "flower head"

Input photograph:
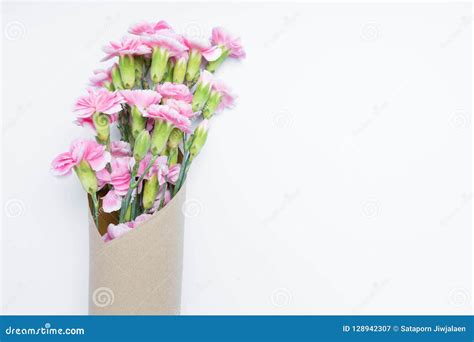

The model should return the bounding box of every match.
[89,66,113,88]
[74,88,124,119]
[51,140,111,176]
[137,154,168,182]
[145,104,192,133]
[110,141,131,158]
[128,20,172,36]
[211,27,245,58]
[102,36,151,61]
[143,31,188,57]
[213,80,235,111]
[183,37,222,61]
[157,82,193,103]
[120,90,162,113]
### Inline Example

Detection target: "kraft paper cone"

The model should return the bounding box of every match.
[88,186,186,315]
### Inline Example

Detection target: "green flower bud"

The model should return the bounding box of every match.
[74,160,98,195]
[93,112,110,143]
[192,80,212,112]
[202,90,222,119]
[134,56,144,85]
[173,56,187,84]
[150,119,173,155]
[119,54,135,89]
[131,106,147,139]
[206,47,230,73]
[142,174,159,210]
[111,65,124,90]
[133,130,151,161]
[168,128,183,149]
[186,50,202,84]
[189,119,209,160]
[164,58,174,83]
[168,147,178,166]
[150,47,170,84]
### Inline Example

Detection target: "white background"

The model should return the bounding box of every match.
[1,2,472,314]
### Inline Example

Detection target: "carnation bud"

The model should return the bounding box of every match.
[134,56,144,85]
[192,77,212,112]
[74,160,98,195]
[173,55,187,84]
[202,90,222,119]
[164,59,174,83]
[93,113,110,143]
[119,54,135,89]
[206,47,230,73]
[111,65,124,90]
[143,174,159,210]
[133,130,151,161]
[168,128,183,149]
[150,47,170,84]
[168,147,178,166]
[150,119,173,155]
[131,106,147,139]
[189,119,209,160]
[185,50,202,84]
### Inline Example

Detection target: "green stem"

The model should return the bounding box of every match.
[91,193,99,228]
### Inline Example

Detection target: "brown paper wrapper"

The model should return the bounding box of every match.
[88,186,186,315]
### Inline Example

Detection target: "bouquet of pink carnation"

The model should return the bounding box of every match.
[51,21,244,242]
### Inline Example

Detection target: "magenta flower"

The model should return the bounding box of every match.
[120,90,162,112]
[156,82,193,103]
[51,140,111,176]
[211,27,246,58]
[183,37,222,61]
[144,104,192,133]
[102,36,151,61]
[74,88,124,120]
[128,20,172,36]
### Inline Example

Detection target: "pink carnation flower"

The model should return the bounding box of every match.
[51,140,111,177]
[144,104,192,133]
[164,99,194,118]
[213,80,236,112]
[156,82,193,103]
[183,37,222,61]
[128,20,172,36]
[211,27,246,58]
[137,154,168,182]
[120,89,162,112]
[102,36,151,61]
[98,157,133,213]
[74,88,124,120]
[102,213,153,242]
[110,141,131,158]
[142,31,188,57]
[89,66,113,88]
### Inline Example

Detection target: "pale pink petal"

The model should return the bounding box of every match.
[51,152,76,176]
[102,190,122,213]
[156,82,192,103]
[111,141,131,158]
[107,222,133,240]
[202,45,222,61]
